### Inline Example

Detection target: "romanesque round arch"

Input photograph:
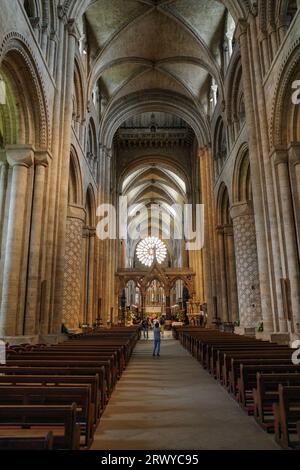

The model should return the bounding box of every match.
[270,38,300,147]
[100,91,210,148]
[0,33,50,149]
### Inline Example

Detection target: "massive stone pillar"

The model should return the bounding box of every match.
[230,202,262,331]
[62,206,85,330]
[272,150,300,331]
[199,147,217,322]
[0,152,8,251]
[101,149,112,324]
[0,145,34,337]
[43,14,65,335]
[52,20,77,334]
[237,20,275,334]
[24,151,51,335]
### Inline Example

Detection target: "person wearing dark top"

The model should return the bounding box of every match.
[153,322,161,357]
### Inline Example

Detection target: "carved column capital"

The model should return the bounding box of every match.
[5,145,34,168]
[288,142,300,166]
[270,147,288,166]
[236,19,248,42]
[35,149,52,167]
[230,201,253,220]
[67,204,86,222]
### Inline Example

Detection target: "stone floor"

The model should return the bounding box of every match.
[92,339,279,450]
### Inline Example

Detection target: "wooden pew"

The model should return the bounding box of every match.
[274,385,300,449]
[229,358,297,396]
[222,351,293,388]
[0,366,107,412]
[237,364,300,409]
[4,359,113,396]
[0,374,101,422]
[253,373,300,429]
[0,432,53,450]
[0,385,93,447]
[7,352,119,386]
[0,404,80,450]
[212,344,289,378]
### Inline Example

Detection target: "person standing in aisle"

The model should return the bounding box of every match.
[153,322,161,357]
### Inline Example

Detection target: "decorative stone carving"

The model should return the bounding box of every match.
[231,203,262,328]
[62,217,83,329]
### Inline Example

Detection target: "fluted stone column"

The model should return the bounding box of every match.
[101,149,112,324]
[62,205,85,330]
[237,20,275,334]
[230,202,262,330]
[24,151,52,335]
[272,150,300,330]
[0,152,8,251]
[199,147,216,322]
[289,143,300,257]
[43,13,66,334]
[0,145,34,337]
[52,20,77,333]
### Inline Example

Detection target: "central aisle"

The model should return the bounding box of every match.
[92,339,279,450]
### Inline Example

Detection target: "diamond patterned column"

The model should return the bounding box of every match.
[231,202,262,329]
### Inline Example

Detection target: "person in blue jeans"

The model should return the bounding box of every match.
[153,322,161,357]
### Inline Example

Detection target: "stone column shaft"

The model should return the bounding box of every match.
[0,159,8,250]
[0,145,34,336]
[216,227,229,322]
[274,153,300,328]
[24,152,51,335]
[231,202,262,329]
[52,22,77,333]
[43,16,68,334]
[224,225,239,323]
[237,20,275,333]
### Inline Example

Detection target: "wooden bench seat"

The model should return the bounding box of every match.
[252,374,300,430]
[229,359,297,396]
[0,374,101,423]
[274,385,300,449]
[4,359,113,395]
[0,404,80,450]
[8,352,120,384]
[222,351,293,388]
[0,431,53,450]
[0,366,107,411]
[0,385,94,447]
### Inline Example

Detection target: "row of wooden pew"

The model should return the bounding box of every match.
[175,327,300,450]
[0,327,139,450]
